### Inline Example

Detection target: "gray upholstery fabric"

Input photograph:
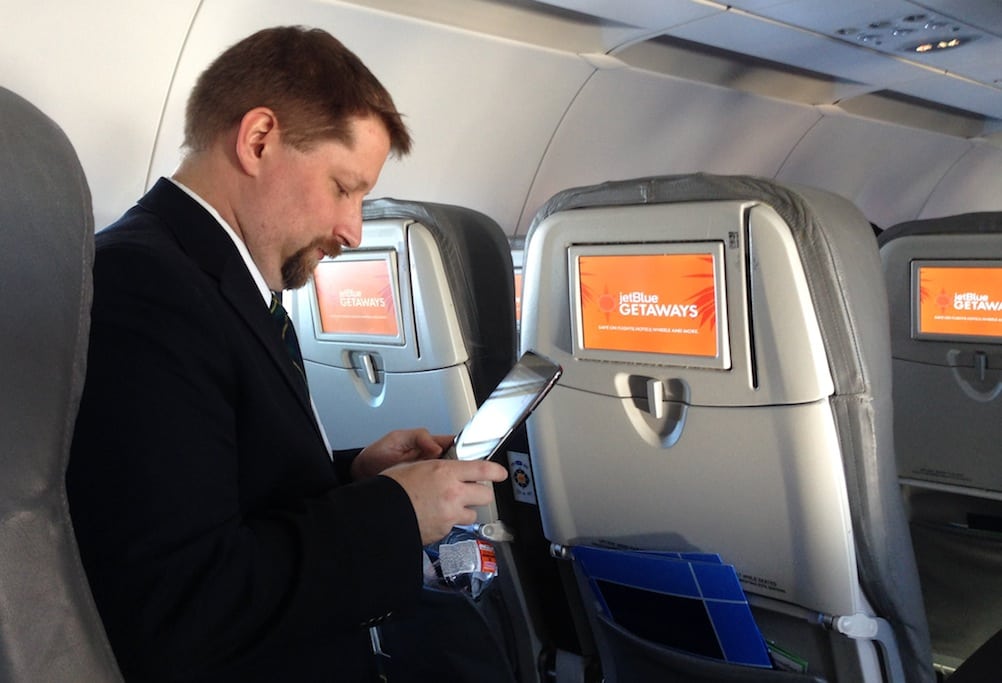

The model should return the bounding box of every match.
[878,211,1002,245]
[363,197,517,403]
[529,173,935,683]
[0,87,122,681]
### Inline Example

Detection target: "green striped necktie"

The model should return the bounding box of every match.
[269,291,308,389]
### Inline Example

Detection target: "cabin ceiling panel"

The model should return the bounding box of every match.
[731,0,993,63]
[343,0,644,53]
[149,0,594,234]
[519,67,821,235]
[0,0,199,230]
[733,0,1002,116]
[616,36,878,106]
[775,112,973,227]
[918,142,1002,218]
[664,10,944,91]
[669,10,1002,123]
[525,0,722,32]
[961,54,1002,85]
[897,0,1002,36]
[890,73,1002,120]
[535,0,1002,131]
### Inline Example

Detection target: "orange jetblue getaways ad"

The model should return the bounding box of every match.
[578,252,718,356]
[917,264,1002,340]
[314,256,400,337]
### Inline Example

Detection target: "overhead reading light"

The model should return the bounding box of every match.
[910,37,968,53]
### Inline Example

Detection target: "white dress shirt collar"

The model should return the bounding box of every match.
[168,177,272,306]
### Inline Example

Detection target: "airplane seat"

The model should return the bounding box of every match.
[878,213,1002,678]
[290,198,517,447]
[519,173,935,683]
[288,198,531,682]
[0,87,123,681]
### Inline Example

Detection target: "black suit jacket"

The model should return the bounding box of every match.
[68,179,423,682]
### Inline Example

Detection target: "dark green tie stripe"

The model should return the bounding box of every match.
[269,292,308,389]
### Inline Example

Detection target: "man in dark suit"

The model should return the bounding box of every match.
[67,26,507,682]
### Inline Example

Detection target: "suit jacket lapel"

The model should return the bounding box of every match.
[218,259,314,410]
[138,179,323,443]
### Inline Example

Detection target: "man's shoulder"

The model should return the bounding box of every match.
[96,179,243,289]
[90,192,211,305]
[96,203,171,249]
[92,207,193,293]
[95,178,203,253]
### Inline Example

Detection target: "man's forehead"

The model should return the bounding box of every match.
[314,123,389,189]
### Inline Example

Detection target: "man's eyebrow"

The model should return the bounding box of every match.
[341,173,373,193]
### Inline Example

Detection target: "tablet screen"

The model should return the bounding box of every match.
[446,351,562,461]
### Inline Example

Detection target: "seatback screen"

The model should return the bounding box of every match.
[312,250,404,343]
[569,242,729,369]
[913,260,1002,342]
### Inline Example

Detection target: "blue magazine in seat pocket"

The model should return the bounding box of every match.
[572,546,772,668]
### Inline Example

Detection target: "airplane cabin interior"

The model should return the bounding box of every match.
[3,0,1002,681]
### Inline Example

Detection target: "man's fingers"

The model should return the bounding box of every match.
[461,460,508,483]
[382,458,510,545]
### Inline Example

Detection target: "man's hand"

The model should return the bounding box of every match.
[350,428,454,480]
[380,458,509,545]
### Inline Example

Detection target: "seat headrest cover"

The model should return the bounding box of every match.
[363,198,516,403]
[0,86,121,681]
[0,88,93,483]
[878,211,1002,246]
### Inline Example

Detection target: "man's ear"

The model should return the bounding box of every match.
[234,107,279,176]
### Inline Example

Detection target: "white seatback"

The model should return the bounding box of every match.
[880,213,1002,671]
[521,174,934,683]
[290,199,516,449]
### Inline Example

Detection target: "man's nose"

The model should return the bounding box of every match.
[335,204,363,248]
